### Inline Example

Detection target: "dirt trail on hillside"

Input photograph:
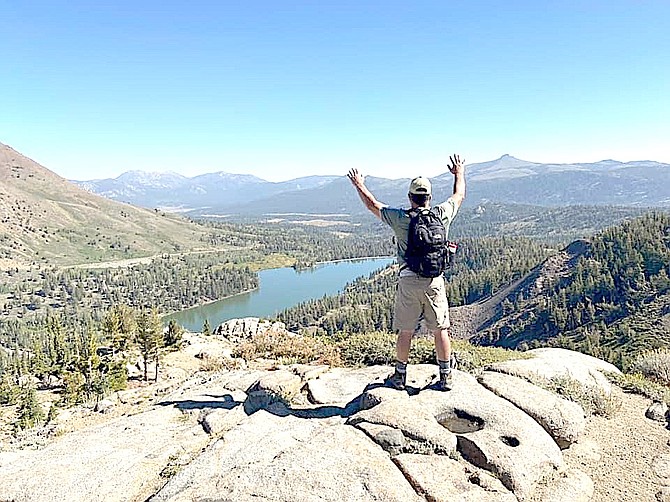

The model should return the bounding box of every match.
[69,247,242,269]
[563,390,670,502]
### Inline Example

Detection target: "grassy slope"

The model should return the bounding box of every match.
[0,142,228,267]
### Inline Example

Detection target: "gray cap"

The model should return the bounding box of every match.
[409,176,432,195]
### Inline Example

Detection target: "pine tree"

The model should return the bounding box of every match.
[15,384,45,431]
[164,319,184,347]
[136,309,163,382]
[202,319,212,337]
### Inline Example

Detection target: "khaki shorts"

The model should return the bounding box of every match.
[393,275,450,331]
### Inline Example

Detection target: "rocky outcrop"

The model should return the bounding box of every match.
[0,341,641,502]
[486,347,621,395]
[214,316,286,343]
[478,370,586,448]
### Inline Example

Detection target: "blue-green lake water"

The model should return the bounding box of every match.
[167,257,394,331]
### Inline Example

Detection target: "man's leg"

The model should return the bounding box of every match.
[433,327,451,362]
[386,329,413,390]
[387,277,421,390]
[396,329,414,363]
[423,277,455,390]
[434,327,455,390]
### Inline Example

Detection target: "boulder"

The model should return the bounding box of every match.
[487,347,620,395]
[305,366,390,406]
[394,453,517,502]
[348,397,457,456]
[360,384,410,410]
[214,369,270,393]
[0,406,210,502]
[478,370,586,448]
[244,369,304,414]
[150,411,424,502]
[94,399,115,414]
[646,401,669,423]
[214,317,286,343]
[413,370,564,501]
[288,363,330,381]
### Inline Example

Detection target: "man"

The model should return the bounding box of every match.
[347,155,466,391]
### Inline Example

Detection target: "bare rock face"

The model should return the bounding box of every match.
[348,398,458,456]
[0,406,210,502]
[150,412,424,502]
[0,347,615,502]
[413,370,565,501]
[394,454,517,502]
[478,370,586,448]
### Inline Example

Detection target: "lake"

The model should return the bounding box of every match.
[166,257,394,331]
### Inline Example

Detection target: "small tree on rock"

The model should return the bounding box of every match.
[136,308,163,382]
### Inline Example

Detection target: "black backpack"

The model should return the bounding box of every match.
[404,208,449,278]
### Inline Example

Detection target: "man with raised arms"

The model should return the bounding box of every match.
[347,155,466,390]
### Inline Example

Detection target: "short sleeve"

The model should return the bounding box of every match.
[380,207,406,228]
[433,197,458,225]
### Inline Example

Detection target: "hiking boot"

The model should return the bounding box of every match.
[384,370,406,390]
[434,370,453,391]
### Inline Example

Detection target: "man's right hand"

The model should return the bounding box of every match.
[347,168,385,219]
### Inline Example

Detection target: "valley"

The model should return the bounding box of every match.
[1,140,670,446]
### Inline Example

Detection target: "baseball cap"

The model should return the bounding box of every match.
[408,176,432,195]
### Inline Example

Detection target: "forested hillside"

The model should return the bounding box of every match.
[476,212,670,369]
[277,236,553,334]
[278,212,670,370]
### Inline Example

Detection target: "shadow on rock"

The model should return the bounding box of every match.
[158,394,241,411]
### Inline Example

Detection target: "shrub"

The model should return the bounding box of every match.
[0,376,19,405]
[608,371,670,404]
[338,332,395,367]
[337,332,436,367]
[630,348,670,386]
[106,361,128,392]
[199,353,244,372]
[15,385,45,431]
[451,340,533,372]
[538,374,620,417]
[336,333,530,369]
[233,329,342,366]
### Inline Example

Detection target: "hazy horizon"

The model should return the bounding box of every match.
[66,153,669,183]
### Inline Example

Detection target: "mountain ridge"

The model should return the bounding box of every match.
[70,153,670,214]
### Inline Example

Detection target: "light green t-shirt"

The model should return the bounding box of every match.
[380,197,459,270]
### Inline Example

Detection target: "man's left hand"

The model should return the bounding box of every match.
[347,168,365,187]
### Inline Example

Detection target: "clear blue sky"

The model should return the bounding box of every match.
[1,0,668,181]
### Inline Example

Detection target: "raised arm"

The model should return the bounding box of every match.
[347,168,386,220]
[447,154,466,209]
